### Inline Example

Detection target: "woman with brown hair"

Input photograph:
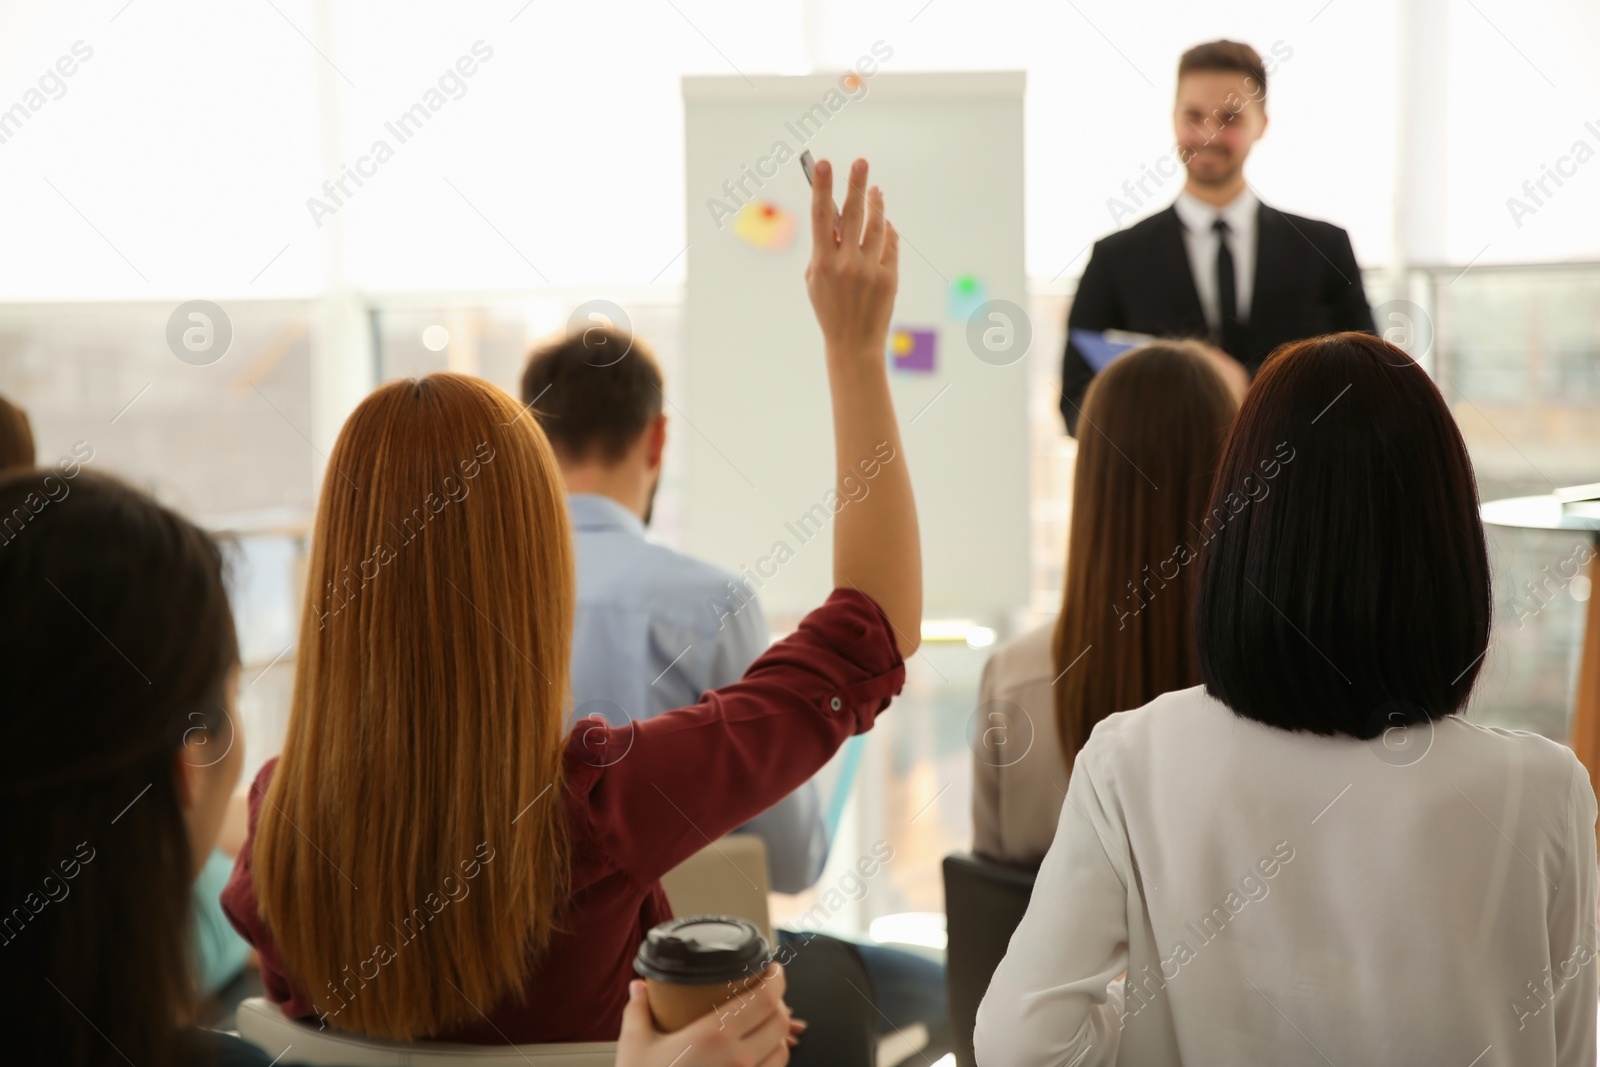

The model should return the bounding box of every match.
[223,157,919,1052]
[972,341,1239,864]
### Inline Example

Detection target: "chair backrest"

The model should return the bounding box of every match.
[659,833,774,946]
[942,851,1038,1067]
[235,998,617,1066]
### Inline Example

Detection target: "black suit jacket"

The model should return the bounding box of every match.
[1060,202,1375,434]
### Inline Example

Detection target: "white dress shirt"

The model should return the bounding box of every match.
[1174,187,1259,333]
[975,684,1598,1067]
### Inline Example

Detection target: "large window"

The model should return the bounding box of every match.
[1433,266,1600,741]
[2,0,1598,950]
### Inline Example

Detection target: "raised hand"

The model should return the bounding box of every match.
[804,157,900,357]
[799,156,921,656]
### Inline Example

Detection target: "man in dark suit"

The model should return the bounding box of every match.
[1061,40,1375,434]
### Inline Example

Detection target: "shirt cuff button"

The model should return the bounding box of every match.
[829,696,843,711]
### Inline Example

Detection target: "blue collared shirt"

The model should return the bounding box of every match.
[565,492,829,892]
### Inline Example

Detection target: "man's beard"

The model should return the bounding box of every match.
[1186,152,1240,188]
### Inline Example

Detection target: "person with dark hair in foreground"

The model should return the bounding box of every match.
[978,332,1597,1066]
[0,470,267,1066]
[1059,39,1375,435]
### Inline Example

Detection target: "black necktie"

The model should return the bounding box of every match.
[1213,218,1246,359]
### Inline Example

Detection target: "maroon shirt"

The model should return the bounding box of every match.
[222,588,904,1042]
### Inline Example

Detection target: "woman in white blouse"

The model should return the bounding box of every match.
[976,332,1598,1066]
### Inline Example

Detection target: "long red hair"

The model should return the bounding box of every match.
[255,374,572,1038]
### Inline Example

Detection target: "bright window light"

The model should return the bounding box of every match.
[921,618,978,643]
[869,911,947,950]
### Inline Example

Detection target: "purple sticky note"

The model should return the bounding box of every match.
[889,327,937,373]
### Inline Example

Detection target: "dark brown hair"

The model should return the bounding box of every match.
[1053,341,1239,771]
[1178,40,1267,102]
[0,470,239,1064]
[0,393,34,472]
[1196,332,1491,737]
[520,328,663,465]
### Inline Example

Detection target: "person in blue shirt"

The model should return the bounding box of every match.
[523,327,950,1064]
[563,491,831,891]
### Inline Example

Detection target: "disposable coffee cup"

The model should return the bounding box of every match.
[633,916,772,1032]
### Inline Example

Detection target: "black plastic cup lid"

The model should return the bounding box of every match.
[633,916,771,985]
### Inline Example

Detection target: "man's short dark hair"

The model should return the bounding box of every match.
[1195,332,1491,739]
[1178,40,1268,102]
[520,328,663,465]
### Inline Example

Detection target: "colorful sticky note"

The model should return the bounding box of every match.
[732,201,796,252]
[947,274,987,320]
[889,327,937,373]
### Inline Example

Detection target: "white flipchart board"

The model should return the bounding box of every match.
[681,71,1029,619]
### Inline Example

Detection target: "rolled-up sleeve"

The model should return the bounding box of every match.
[565,588,905,886]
